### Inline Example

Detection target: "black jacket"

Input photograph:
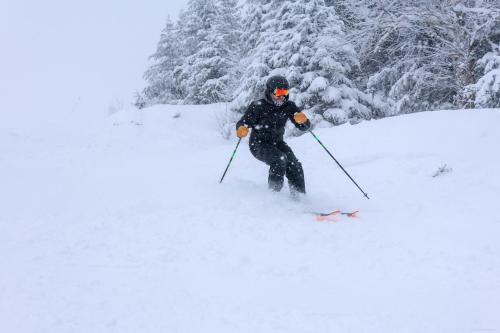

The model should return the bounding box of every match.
[236,98,311,144]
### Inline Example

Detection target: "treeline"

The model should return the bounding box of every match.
[136,0,500,125]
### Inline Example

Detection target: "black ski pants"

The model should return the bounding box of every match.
[250,140,305,194]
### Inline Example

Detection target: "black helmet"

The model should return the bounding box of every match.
[265,75,290,103]
[266,75,289,93]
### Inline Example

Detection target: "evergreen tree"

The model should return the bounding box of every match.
[325,0,362,31]
[231,0,271,108]
[138,0,499,116]
[233,0,386,125]
[137,17,182,107]
[174,0,241,104]
[240,0,268,55]
[212,0,242,101]
[464,42,500,108]
[351,0,500,113]
[450,0,500,107]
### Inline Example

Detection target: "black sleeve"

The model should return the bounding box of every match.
[236,102,259,129]
[288,102,311,131]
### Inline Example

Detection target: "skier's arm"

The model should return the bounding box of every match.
[236,102,259,130]
[288,103,311,131]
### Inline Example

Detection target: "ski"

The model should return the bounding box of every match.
[314,210,359,222]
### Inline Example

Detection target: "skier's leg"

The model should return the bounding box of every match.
[268,153,288,191]
[276,141,306,194]
[250,143,287,191]
[288,162,305,194]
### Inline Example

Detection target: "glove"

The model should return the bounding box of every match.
[236,125,249,138]
[293,112,308,124]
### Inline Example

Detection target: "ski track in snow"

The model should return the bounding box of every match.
[1,105,499,332]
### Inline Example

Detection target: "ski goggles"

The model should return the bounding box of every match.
[273,88,289,97]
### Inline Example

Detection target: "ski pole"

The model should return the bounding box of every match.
[219,138,242,183]
[309,130,370,199]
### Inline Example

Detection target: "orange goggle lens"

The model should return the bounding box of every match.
[274,88,289,97]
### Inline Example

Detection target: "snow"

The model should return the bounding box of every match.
[308,77,329,93]
[474,68,500,106]
[1,104,500,332]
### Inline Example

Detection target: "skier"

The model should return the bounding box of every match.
[236,75,311,195]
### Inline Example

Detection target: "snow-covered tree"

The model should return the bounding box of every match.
[173,0,242,104]
[464,42,500,107]
[232,0,386,125]
[240,0,267,56]
[230,0,271,108]
[139,0,241,106]
[211,0,243,100]
[451,1,500,107]
[350,0,500,113]
[138,0,499,117]
[324,0,362,31]
[136,17,182,108]
[173,0,218,103]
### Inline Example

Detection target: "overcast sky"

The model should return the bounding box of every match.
[0,0,188,117]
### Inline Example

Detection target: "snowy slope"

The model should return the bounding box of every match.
[1,105,499,332]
